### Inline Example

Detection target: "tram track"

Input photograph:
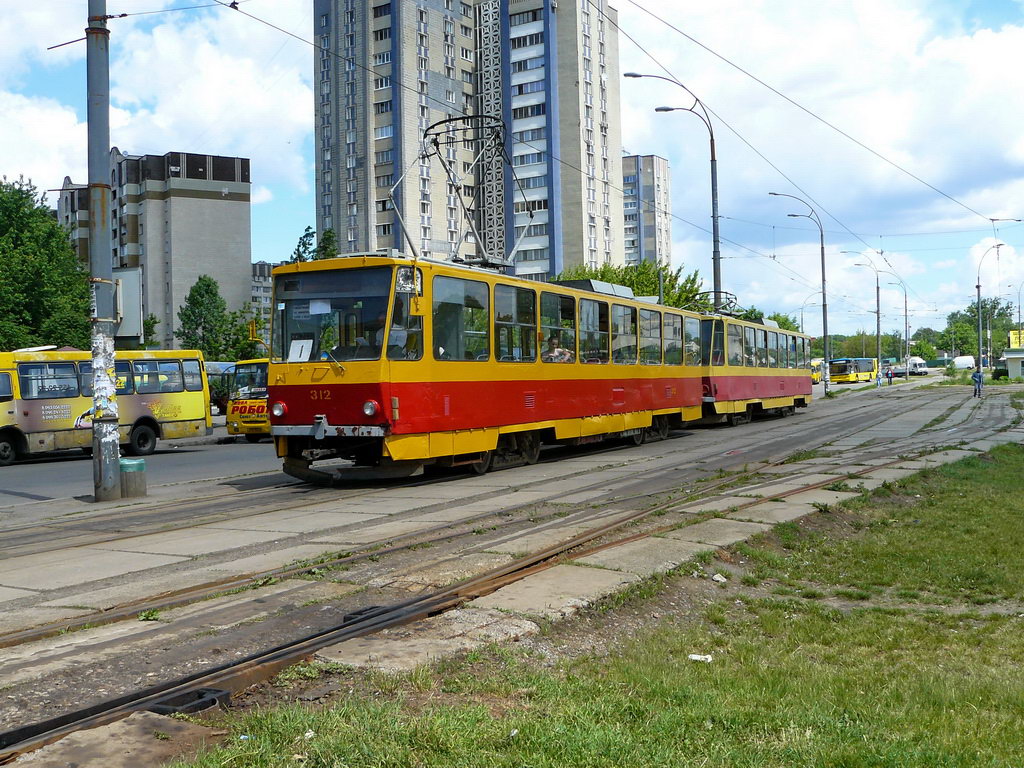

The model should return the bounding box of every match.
[0,386,1019,761]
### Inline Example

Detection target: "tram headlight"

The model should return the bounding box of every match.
[362,400,380,417]
[271,401,287,417]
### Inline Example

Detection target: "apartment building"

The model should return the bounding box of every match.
[622,154,671,266]
[58,148,252,348]
[251,260,282,324]
[314,0,626,278]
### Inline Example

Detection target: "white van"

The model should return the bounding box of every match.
[908,356,928,375]
[952,355,975,370]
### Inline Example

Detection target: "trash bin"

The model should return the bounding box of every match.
[120,457,147,498]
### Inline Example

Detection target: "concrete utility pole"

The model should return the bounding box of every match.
[87,0,121,501]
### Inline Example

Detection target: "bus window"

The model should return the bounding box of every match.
[0,373,11,403]
[183,360,204,391]
[79,361,134,397]
[684,317,701,365]
[727,323,743,366]
[579,299,609,363]
[663,314,682,365]
[768,332,779,367]
[540,292,576,363]
[611,304,637,364]
[744,326,756,366]
[639,309,661,365]
[495,284,537,362]
[18,362,79,399]
[432,275,490,361]
[134,360,184,393]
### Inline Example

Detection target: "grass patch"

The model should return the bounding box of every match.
[782,448,825,464]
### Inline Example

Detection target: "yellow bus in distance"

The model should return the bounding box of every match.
[0,348,212,465]
[226,358,270,442]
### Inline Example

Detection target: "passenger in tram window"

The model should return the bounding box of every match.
[542,334,572,363]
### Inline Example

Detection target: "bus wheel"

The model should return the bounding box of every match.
[128,424,157,456]
[518,432,541,464]
[469,451,492,475]
[0,436,17,466]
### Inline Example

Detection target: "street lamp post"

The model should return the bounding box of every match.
[845,252,882,369]
[1012,279,1024,344]
[770,192,829,395]
[624,72,722,309]
[798,291,820,334]
[976,243,1004,372]
[886,279,909,375]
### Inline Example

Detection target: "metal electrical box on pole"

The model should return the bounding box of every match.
[87,0,121,501]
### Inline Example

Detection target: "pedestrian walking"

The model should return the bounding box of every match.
[971,369,984,397]
[875,370,882,389]
[885,367,894,386]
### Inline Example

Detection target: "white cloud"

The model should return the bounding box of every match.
[251,185,274,204]
[0,92,85,199]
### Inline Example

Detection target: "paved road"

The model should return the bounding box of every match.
[0,438,285,506]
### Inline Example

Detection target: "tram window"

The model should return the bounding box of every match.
[788,336,797,368]
[495,284,537,362]
[700,319,725,366]
[744,326,756,366]
[684,317,701,365]
[0,373,11,403]
[611,304,637,364]
[727,323,744,366]
[17,362,79,399]
[540,292,576,363]
[272,266,392,362]
[387,293,423,361]
[801,339,809,368]
[639,309,661,365]
[579,299,609,363]
[713,320,725,365]
[432,275,490,361]
[79,361,134,397]
[663,314,683,365]
[755,329,768,367]
[767,332,779,367]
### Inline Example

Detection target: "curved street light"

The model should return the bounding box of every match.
[798,290,820,334]
[770,192,829,394]
[1010,279,1024,345]
[976,243,1004,371]
[883,275,909,374]
[625,72,722,309]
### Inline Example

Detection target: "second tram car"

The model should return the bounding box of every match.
[266,253,813,482]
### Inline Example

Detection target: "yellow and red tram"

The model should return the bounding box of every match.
[266,253,812,481]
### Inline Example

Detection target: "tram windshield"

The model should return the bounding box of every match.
[271,267,393,362]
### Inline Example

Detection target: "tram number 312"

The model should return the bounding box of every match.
[309,389,332,401]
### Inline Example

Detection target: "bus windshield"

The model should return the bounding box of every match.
[271,267,393,362]
[829,359,853,375]
[231,362,268,399]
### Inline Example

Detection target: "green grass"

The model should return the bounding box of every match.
[173,445,1024,768]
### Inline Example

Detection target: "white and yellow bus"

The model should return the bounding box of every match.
[0,348,212,465]
[226,358,270,442]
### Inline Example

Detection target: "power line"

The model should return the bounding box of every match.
[622,0,991,222]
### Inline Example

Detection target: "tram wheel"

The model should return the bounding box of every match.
[469,450,492,475]
[727,409,750,427]
[518,432,541,464]
[630,429,646,446]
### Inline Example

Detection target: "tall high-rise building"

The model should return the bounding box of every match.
[59,148,252,348]
[314,0,626,278]
[622,154,671,266]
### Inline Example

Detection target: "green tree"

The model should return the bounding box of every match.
[314,228,339,260]
[175,275,229,358]
[912,339,938,360]
[290,225,315,263]
[554,261,708,311]
[142,313,160,347]
[0,177,90,350]
[765,312,799,332]
[221,306,267,361]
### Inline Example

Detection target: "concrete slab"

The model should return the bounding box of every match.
[663,518,772,547]
[741,480,814,497]
[850,457,901,466]
[799,456,845,465]
[0,606,95,635]
[38,567,231,610]
[0,585,36,603]
[0,547,188,591]
[754,463,824,474]
[469,563,639,619]
[727,501,816,524]
[676,496,751,514]
[861,468,918,482]
[91,528,288,558]
[574,537,711,577]
[317,608,539,672]
[484,518,617,556]
[208,544,343,575]
[784,489,862,506]
[547,489,616,505]
[7,711,223,768]
[369,552,514,591]
[846,477,888,491]
[928,449,984,463]
[406,506,498,523]
[204,510,388,534]
[311,518,438,545]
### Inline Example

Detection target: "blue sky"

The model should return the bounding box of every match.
[2,0,1022,336]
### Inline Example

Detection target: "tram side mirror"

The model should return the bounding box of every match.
[396,267,423,297]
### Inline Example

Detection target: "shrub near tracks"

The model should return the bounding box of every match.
[175,446,1024,768]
